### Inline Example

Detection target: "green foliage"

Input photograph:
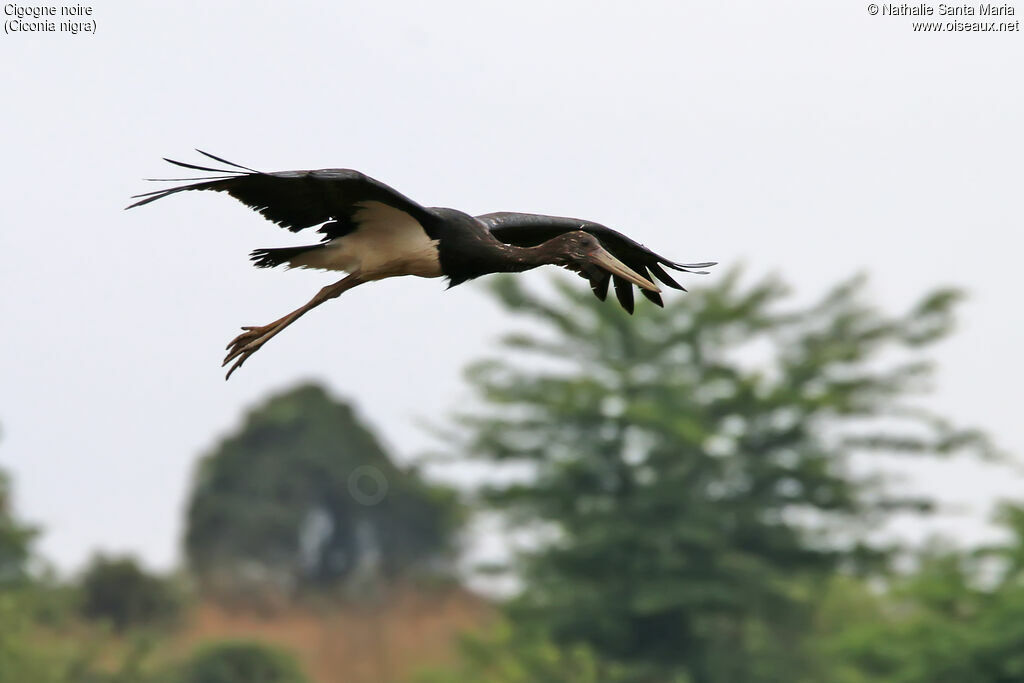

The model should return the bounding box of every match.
[0,590,66,683]
[0,440,40,585]
[78,554,184,632]
[173,641,309,683]
[0,454,73,683]
[819,504,1024,683]
[185,383,463,598]
[447,270,991,682]
[417,621,621,683]
[0,586,161,683]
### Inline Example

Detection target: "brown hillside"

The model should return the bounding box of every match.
[174,585,494,683]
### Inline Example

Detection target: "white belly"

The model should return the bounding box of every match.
[291,201,442,279]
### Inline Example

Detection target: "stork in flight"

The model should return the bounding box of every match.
[128,152,715,379]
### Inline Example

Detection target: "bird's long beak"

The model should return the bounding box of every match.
[589,247,661,292]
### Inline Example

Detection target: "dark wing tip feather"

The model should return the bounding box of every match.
[613,276,636,314]
[126,153,262,211]
[129,153,428,233]
[126,152,260,210]
[162,157,247,175]
[125,187,180,209]
[125,177,228,209]
[641,289,664,307]
[590,272,611,302]
[648,262,685,291]
[142,176,239,183]
[194,149,260,173]
[664,260,717,275]
[130,186,177,199]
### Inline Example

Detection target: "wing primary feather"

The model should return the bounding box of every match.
[648,263,685,290]
[129,182,211,199]
[641,289,664,306]
[129,187,176,200]
[613,276,635,314]
[194,149,260,173]
[143,175,238,182]
[636,267,665,306]
[664,260,717,274]
[129,153,432,234]
[125,181,220,208]
[161,158,245,175]
[591,272,611,301]
[125,191,176,208]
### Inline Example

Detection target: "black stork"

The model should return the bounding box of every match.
[128,152,715,379]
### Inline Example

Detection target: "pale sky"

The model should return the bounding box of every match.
[1,0,1022,573]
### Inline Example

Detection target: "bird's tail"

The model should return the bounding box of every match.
[249,245,324,269]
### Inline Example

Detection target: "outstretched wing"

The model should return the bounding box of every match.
[477,211,715,313]
[127,151,433,241]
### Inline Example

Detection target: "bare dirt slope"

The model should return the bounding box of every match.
[176,586,493,683]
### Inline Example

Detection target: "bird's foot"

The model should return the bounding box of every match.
[222,324,278,380]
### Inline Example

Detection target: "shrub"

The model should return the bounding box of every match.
[78,555,183,632]
[175,641,309,683]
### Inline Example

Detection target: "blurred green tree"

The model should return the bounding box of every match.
[447,270,993,683]
[0,432,39,585]
[417,621,615,683]
[173,641,309,683]
[0,452,159,683]
[184,384,462,598]
[0,591,76,683]
[1,586,167,683]
[819,503,1024,683]
[78,554,183,632]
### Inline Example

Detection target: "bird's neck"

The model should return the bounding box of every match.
[441,238,564,288]
[489,242,566,274]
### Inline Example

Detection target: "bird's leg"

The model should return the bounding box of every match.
[222,273,365,379]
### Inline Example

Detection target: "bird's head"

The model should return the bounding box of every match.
[551,231,661,293]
